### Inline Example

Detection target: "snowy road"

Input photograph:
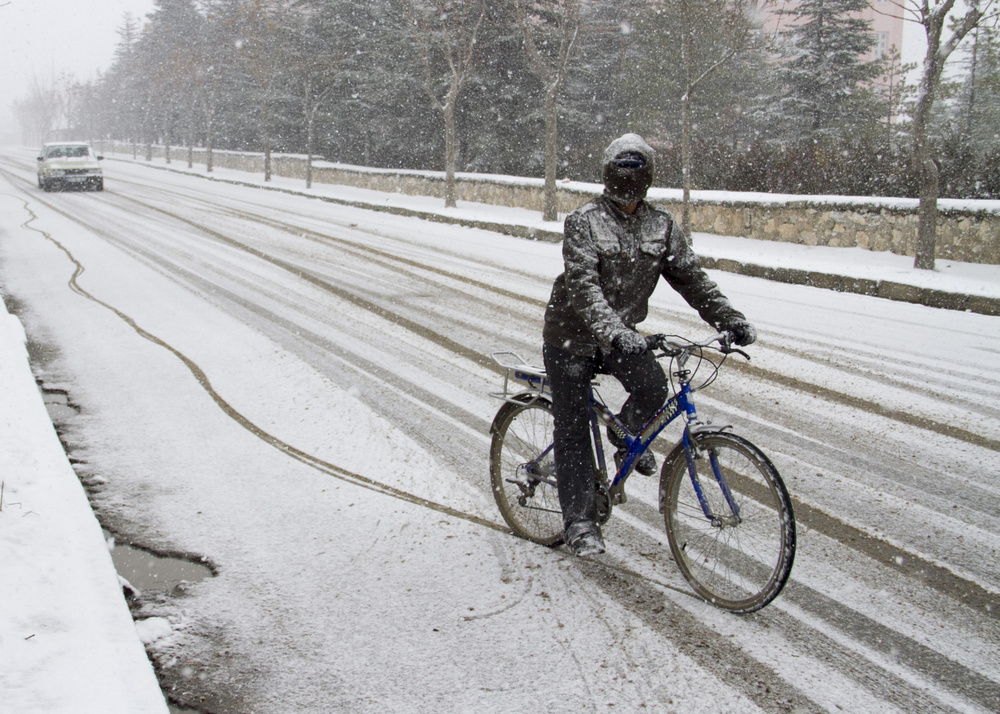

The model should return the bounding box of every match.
[1,150,998,713]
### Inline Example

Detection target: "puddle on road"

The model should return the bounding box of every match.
[41,387,79,422]
[105,532,214,595]
[37,389,215,594]
[103,537,216,714]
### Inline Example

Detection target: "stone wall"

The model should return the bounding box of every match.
[104,142,1000,265]
[671,200,1000,265]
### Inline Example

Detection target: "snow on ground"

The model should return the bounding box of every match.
[0,280,169,713]
[1,148,998,711]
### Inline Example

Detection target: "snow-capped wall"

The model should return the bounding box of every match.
[101,142,1000,265]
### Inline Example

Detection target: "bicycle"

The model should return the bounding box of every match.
[489,332,796,613]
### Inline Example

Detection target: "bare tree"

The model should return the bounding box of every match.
[283,9,346,189]
[674,0,760,235]
[402,0,486,208]
[879,0,999,269]
[513,0,583,221]
[235,0,290,182]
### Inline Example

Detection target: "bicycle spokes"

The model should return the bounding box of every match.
[664,433,795,613]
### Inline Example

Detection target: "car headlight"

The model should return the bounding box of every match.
[48,169,65,177]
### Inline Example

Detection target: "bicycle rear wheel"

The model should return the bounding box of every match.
[663,432,795,613]
[489,399,563,545]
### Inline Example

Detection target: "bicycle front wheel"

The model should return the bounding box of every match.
[489,399,564,545]
[663,432,795,613]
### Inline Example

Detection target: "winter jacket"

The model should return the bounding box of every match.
[543,195,745,357]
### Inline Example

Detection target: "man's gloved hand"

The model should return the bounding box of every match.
[612,330,647,355]
[723,320,757,347]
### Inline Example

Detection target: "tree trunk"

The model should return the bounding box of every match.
[681,12,693,239]
[681,90,692,238]
[911,50,942,270]
[443,98,458,208]
[206,111,214,173]
[542,87,559,222]
[306,115,314,190]
[915,158,939,270]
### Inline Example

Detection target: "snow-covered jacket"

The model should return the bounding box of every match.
[543,195,745,356]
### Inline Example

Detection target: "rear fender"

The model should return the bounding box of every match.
[489,392,552,435]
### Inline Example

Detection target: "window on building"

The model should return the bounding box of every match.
[875,32,888,58]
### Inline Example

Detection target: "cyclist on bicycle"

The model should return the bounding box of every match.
[543,133,757,557]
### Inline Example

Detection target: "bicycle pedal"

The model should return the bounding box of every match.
[610,483,627,505]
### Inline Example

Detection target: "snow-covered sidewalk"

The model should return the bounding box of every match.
[108,151,1000,311]
[2,154,998,712]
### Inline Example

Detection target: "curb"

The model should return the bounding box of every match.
[700,257,1000,317]
[110,158,1000,317]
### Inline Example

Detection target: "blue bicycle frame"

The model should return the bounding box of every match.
[492,338,744,524]
[591,373,742,523]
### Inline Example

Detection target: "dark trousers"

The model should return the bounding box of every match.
[542,342,671,531]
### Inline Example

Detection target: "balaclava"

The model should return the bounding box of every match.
[601,133,655,205]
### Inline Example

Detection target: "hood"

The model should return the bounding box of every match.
[601,133,655,205]
[602,133,655,167]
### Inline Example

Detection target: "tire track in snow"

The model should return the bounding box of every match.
[121,181,1000,453]
[8,192,503,522]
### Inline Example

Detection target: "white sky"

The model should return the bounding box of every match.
[0,0,155,141]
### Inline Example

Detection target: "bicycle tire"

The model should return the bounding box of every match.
[663,432,795,613]
[489,399,564,545]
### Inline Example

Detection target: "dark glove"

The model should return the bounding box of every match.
[723,320,757,347]
[611,330,647,355]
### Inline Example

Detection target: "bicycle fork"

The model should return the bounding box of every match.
[667,384,743,527]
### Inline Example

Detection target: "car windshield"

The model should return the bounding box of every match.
[46,146,90,159]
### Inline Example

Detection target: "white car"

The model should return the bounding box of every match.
[37,142,104,192]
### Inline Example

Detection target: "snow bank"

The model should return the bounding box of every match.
[0,289,167,714]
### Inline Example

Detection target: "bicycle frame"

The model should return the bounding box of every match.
[490,338,743,523]
[590,357,741,523]
[588,379,688,490]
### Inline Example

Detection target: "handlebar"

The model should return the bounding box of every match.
[646,332,750,362]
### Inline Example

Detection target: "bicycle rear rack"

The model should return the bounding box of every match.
[490,351,549,404]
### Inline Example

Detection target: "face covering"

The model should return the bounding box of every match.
[603,150,653,204]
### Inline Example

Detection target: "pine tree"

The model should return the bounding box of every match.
[771,0,884,141]
[137,0,205,162]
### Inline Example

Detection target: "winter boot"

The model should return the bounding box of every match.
[564,520,605,557]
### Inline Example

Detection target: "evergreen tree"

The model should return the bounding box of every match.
[459,6,544,177]
[104,13,145,152]
[933,23,1000,199]
[959,24,1000,155]
[770,0,884,141]
[137,0,205,162]
[401,0,487,207]
[555,1,642,181]
[512,0,584,221]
